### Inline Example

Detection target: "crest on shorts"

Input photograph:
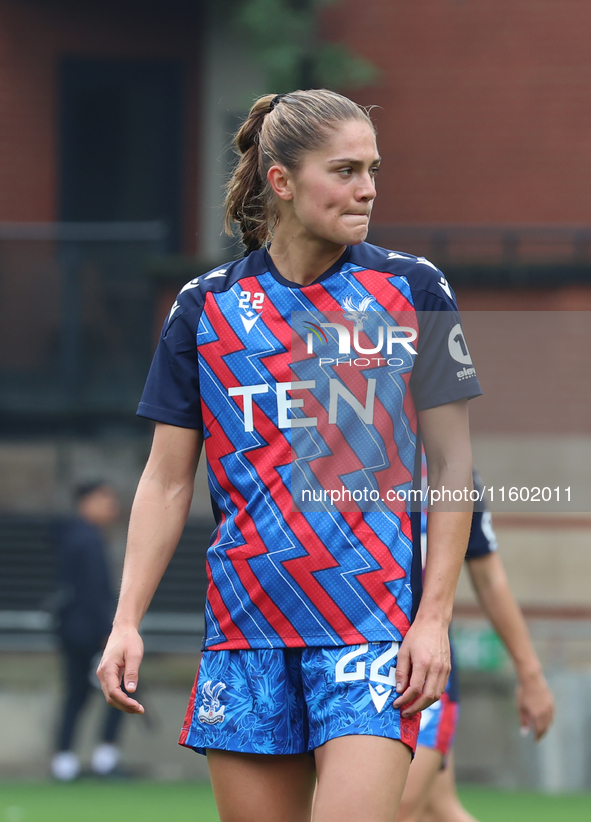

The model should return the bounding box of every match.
[198,680,227,725]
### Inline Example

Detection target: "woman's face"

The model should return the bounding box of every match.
[273,119,380,247]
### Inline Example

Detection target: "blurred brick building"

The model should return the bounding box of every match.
[2,0,591,262]
[321,0,591,443]
[0,0,200,252]
[324,0,591,227]
[0,0,209,437]
[0,0,588,458]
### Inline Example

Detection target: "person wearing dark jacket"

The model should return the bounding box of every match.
[51,481,124,781]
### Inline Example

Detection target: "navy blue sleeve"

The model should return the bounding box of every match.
[465,470,498,559]
[407,260,482,411]
[137,285,203,429]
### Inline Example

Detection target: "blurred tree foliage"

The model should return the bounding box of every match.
[225,0,378,91]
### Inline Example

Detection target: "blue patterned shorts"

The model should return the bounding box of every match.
[416,690,459,756]
[179,642,421,756]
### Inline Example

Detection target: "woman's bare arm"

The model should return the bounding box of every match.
[467,551,555,739]
[394,399,473,717]
[97,422,203,713]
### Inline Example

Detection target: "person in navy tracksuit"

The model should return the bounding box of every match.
[51,481,125,781]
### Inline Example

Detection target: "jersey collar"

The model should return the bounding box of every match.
[263,246,352,289]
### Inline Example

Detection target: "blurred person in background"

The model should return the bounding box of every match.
[51,481,127,781]
[395,471,555,822]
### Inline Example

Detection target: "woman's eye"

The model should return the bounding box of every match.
[339,168,353,176]
[370,167,380,177]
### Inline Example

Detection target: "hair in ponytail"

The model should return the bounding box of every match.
[224,89,375,253]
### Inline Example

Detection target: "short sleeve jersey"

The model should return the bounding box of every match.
[420,466,498,566]
[465,471,498,560]
[138,243,481,650]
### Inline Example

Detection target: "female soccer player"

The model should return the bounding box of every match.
[396,474,555,822]
[97,89,481,822]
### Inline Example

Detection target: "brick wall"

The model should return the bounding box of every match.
[0,0,200,251]
[453,285,591,435]
[324,0,591,225]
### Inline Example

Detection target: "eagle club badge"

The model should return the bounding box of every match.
[198,680,227,725]
[342,295,375,330]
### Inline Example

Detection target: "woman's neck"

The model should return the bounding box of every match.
[268,229,346,286]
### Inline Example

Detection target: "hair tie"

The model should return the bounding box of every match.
[269,94,286,112]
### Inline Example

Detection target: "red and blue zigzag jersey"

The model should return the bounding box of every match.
[138,243,482,650]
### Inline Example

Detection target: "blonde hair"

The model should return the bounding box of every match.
[224,89,375,253]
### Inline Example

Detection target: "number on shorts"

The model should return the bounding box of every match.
[334,643,368,682]
[368,642,399,686]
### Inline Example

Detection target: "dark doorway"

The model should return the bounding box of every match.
[60,58,184,251]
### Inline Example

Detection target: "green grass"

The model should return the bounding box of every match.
[0,781,590,822]
[0,781,219,822]
[458,785,591,822]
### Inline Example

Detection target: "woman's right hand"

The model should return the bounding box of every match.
[95,424,202,715]
[97,625,145,714]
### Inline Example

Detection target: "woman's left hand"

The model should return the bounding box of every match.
[392,615,451,717]
[516,670,555,741]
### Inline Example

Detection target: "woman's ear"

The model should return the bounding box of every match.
[267,165,293,201]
